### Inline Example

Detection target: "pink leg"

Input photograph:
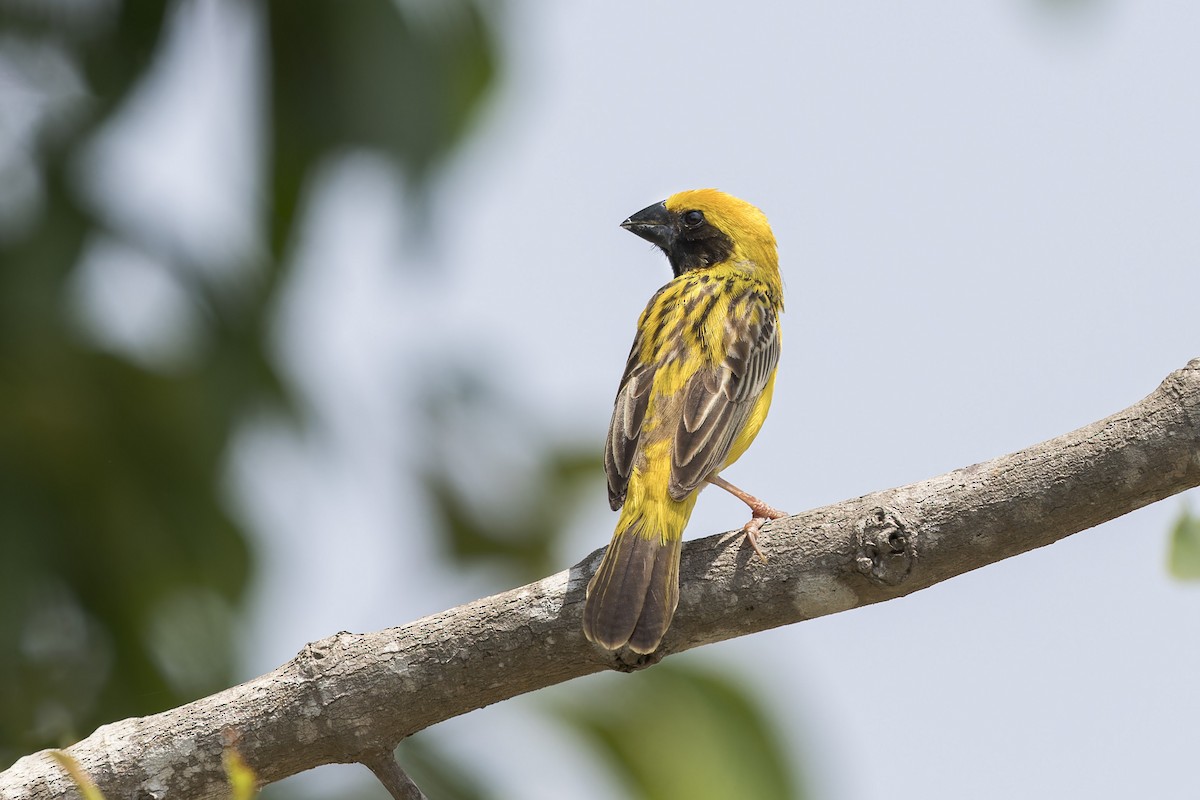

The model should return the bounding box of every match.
[707,475,786,563]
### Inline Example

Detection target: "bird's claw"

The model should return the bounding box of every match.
[739,508,785,564]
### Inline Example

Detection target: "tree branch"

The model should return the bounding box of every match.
[4,359,1199,799]
[361,749,428,800]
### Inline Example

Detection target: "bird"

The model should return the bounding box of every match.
[582,189,786,654]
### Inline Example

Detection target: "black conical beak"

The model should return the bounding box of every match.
[620,200,675,251]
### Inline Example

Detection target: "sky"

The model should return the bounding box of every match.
[76,1,1200,798]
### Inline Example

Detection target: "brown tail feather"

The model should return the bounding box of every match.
[583,523,682,654]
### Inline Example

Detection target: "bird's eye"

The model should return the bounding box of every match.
[682,210,705,228]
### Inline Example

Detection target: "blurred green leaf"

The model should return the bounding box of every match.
[223,746,259,800]
[554,662,804,800]
[1167,504,1200,581]
[49,750,107,800]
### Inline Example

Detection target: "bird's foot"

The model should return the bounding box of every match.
[707,474,787,564]
[740,505,786,564]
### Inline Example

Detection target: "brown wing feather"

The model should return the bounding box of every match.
[668,296,780,501]
[606,285,677,510]
[605,359,655,510]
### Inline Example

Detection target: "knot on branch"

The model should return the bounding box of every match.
[854,506,916,586]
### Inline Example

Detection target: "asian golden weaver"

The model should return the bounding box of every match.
[582,189,785,654]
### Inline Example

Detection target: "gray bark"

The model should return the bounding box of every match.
[3,358,1199,800]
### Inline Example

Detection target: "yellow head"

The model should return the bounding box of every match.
[621,188,779,286]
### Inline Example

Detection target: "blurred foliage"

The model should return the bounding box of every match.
[0,0,255,762]
[0,0,497,769]
[1166,504,1200,581]
[556,662,804,800]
